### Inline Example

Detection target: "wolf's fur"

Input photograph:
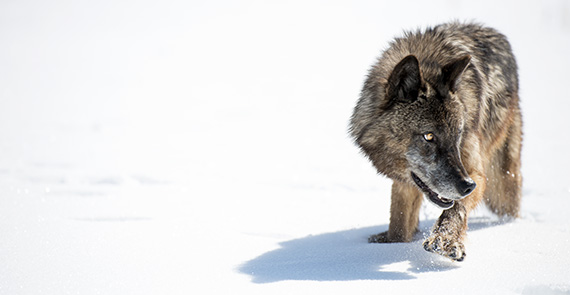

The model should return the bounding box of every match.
[350,22,522,261]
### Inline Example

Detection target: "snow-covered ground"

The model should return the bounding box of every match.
[1,0,569,294]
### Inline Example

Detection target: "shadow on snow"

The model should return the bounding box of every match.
[238,217,505,283]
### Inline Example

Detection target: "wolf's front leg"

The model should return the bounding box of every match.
[423,172,486,261]
[369,181,423,243]
[423,204,468,261]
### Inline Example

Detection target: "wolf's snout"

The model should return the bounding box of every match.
[457,179,476,197]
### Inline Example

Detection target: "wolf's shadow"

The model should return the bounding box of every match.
[238,218,502,283]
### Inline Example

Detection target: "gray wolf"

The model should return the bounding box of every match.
[349,22,522,261]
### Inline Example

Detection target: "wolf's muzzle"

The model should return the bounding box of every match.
[457,179,476,197]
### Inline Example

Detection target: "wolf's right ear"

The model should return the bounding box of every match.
[386,55,421,105]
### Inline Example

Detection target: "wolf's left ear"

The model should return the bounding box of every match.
[443,55,471,92]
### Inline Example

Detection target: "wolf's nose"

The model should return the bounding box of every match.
[458,179,476,197]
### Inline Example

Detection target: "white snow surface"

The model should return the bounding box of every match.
[1,0,570,294]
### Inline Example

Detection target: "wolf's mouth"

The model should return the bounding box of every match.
[411,173,454,209]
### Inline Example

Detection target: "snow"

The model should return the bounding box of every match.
[1,0,570,294]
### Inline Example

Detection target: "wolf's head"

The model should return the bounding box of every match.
[352,54,476,209]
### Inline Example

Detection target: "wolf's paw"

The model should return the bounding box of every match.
[423,234,466,261]
[368,231,390,243]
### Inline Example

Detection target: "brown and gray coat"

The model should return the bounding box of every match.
[350,22,522,261]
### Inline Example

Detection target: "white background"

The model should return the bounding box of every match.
[1,0,569,294]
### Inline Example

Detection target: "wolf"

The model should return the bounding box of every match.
[349,22,522,261]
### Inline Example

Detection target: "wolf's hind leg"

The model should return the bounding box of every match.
[484,108,523,218]
[369,181,423,243]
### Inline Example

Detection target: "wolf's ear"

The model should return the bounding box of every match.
[442,55,471,92]
[386,55,421,104]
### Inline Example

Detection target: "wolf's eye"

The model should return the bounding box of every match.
[423,132,435,142]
